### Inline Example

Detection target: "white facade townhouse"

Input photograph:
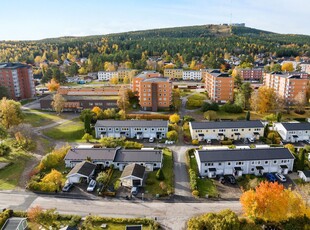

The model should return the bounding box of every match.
[182,70,202,81]
[95,120,168,139]
[98,71,118,81]
[189,120,264,141]
[194,148,294,178]
[64,147,163,171]
[274,122,310,142]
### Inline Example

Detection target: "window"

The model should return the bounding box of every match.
[227,162,231,165]
[265,161,269,165]
[218,163,222,166]
[251,168,254,172]
[236,161,244,165]
[207,163,214,166]
[108,128,112,131]
[273,160,277,164]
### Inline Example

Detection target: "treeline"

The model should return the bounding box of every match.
[0,25,309,71]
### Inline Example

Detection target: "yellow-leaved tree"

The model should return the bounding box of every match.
[281,62,294,72]
[0,98,23,129]
[240,181,310,222]
[169,113,180,124]
[42,169,62,188]
[46,78,60,92]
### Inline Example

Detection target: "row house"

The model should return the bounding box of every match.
[194,148,294,178]
[95,120,169,139]
[0,62,35,100]
[274,122,310,142]
[98,69,137,81]
[163,69,202,81]
[204,69,234,102]
[264,72,309,105]
[64,147,163,171]
[189,120,264,141]
[164,69,183,80]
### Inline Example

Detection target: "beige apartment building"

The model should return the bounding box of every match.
[204,70,234,102]
[264,72,309,105]
[132,71,172,111]
[164,69,183,80]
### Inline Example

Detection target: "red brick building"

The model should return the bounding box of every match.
[239,68,263,81]
[0,63,35,100]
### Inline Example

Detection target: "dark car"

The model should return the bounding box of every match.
[224,175,236,184]
[62,182,73,192]
[265,173,277,182]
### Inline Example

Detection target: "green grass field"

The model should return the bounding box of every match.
[145,148,174,196]
[43,119,84,142]
[0,144,32,190]
[23,111,63,127]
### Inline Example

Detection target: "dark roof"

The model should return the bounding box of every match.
[126,226,142,230]
[2,217,27,230]
[280,122,310,131]
[95,120,168,128]
[196,148,295,162]
[40,94,118,101]
[67,161,96,177]
[190,120,264,129]
[301,170,310,178]
[65,148,117,161]
[121,163,146,179]
[114,149,162,163]
[0,62,30,69]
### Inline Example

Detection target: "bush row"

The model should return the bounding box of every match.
[126,114,170,120]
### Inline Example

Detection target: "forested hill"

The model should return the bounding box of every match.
[0,24,309,71]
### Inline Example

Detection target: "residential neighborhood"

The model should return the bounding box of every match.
[0,2,310,229]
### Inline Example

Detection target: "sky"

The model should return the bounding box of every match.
[0,0,309,40]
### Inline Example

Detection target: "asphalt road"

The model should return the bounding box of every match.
[0,190,242,230]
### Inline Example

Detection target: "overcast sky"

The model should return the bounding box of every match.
[1,0,309,40]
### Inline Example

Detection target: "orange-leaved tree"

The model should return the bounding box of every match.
[240,181,310,222]
[46,78,60,92]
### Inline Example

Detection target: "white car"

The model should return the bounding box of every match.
[87,179,97,192]
[149,137,155,143]
[248,137,255,143]
[275,173,286,182]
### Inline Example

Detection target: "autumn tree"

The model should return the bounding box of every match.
[240,181,310,222]
[109,76,119,85]
[294,91,307,114]
[92,106,103,117]
[0,98,23,129]
[250,86,277,113]
[28,206,44,223]
[82,133,92,142]
[169,113,180,124]
[46,78,60,92]
[281,62,294,72]
[204,110,217,121]
[117,87,130,113]
[123,75,130,84]
[171,88,181,112]
[51,93,66,115]
[42,169,62,189]
[167,130,178,141]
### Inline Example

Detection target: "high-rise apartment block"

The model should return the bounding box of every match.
[0,63,35,100]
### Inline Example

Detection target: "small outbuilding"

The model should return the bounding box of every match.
[120,164,146,187]
[298,170,310,182]
[66,161,96,184]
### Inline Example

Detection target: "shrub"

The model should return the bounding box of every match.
[0,143,11,156]
[167,130,178,141]
[201,102,219,112]
[126,114,170,120]
[183,115,195,122]
[192,190,199,197]
[192,139,199,145]
[123,141,143,149]
[189,169,197,190]
[221,103,243,113]
[220,140,233,145]
[156,169,165,181]
[0,209,12,228]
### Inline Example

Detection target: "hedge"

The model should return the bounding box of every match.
[126,114,170,120]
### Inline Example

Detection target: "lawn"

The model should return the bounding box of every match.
[43,119,84,142]
[188,150,218,197]
[0,144,32,190]
[145,148,174,196]
[23,111,63,127]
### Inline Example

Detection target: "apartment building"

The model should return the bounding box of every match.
[189,120,264,141]
[98,71,118,81]
[264,72,309,105]
[239,68,263,81]
[182,70,202,81]
[132,71,172,111]
[0,62,35,100]
[194,148,294,178]
[98,69,137,81]
[94,120,169,139]
[164,69,183,80]
[204,70,234,102]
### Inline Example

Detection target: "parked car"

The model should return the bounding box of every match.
[218,176,225,184]
[248,137,255,143]
[62,182,73,192]
[243,138,248,144]
[149,137,155,143]
[265,173,277,182]
[275,173,286,182]
[131,186,138,196]
[165,140,175,145]
[87,179,97,192]
[224,175,236,184]
[206,139,212,144]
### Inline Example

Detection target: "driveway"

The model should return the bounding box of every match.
[170,146,193,198]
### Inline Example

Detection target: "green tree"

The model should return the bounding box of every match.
[204,110,217,121]
[0,86,9,99]
[171,89,181,112]
[0,98,23,129]
[167,130,178,141]
[156,168,165,180]
[96,171,109,184]
[84,113,92,134]
[0,124,7,139]
[245,111,250,121]
[82,133,92,142]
